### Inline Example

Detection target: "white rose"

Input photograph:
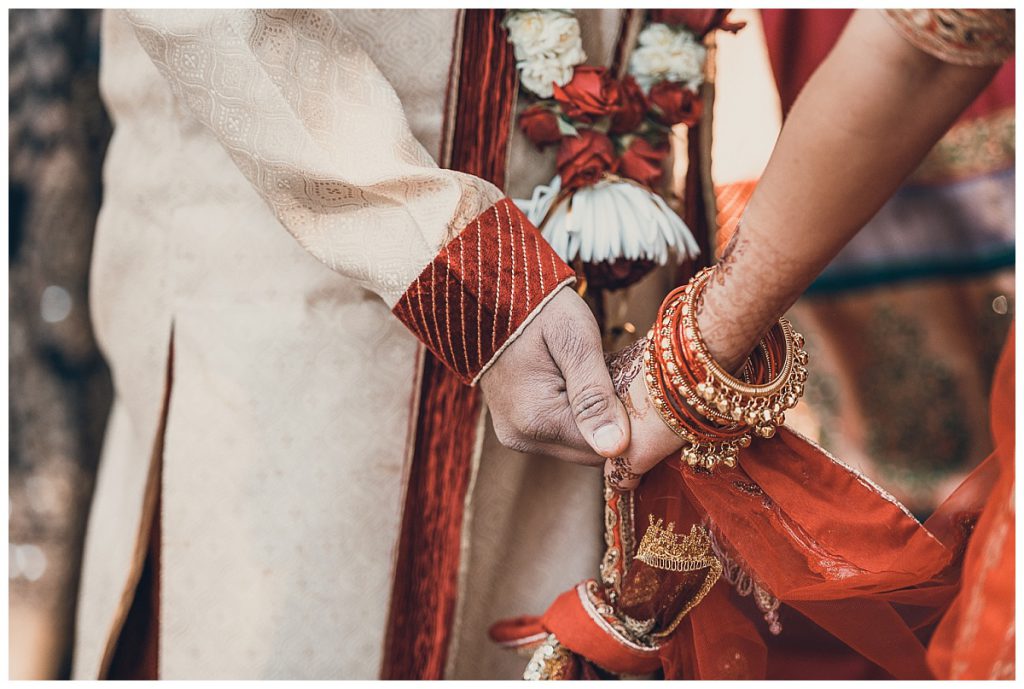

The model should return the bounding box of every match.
[505,11,546,57]
[506,10,585,65]
[636,23,676,49]
[557,42,587,69]
[518,56,574,99]
[629,27,707,92]
[628,45,671,91]
[664,34,706,90]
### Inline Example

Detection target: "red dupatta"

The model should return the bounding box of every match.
[492,328,1014,679]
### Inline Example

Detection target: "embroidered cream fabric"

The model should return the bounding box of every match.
[75,9,616,679]
[123,9,502,307]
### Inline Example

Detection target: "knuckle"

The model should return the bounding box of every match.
[491,418,516,446]
[512,396,567,443]
[493,382,593,455]
[503,432,536,455]
[571,387,611,422]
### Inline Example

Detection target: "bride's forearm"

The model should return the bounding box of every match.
[696,10,1000,372]
[606,11,1002,488]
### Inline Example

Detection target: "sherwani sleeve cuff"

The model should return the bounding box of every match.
[392,197,577,386]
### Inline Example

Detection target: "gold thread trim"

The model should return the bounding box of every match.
[635,515,719,573]
[523,633,575,680]
[652,557,722,639]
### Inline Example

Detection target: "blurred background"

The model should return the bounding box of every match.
[7,8,1015,679]
[9,8,111,679]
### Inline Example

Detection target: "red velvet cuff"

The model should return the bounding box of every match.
[393,197,576,385]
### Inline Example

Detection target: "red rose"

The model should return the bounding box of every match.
[610,74,647,135]
[648,82,703,127]
[652,9,746,39]
[618,138,668,188]
[553,66,623,124]
[557,129,617,191]
[518,105,563,149]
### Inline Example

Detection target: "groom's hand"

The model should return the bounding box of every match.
[480,287,630,465]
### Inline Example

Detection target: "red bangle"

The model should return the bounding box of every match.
[643,267,810,470]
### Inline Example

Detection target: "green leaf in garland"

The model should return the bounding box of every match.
[557,117,579,137]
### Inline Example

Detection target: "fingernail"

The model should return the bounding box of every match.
[592,424,623,455]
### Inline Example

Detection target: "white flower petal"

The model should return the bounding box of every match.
[519,178,700,267]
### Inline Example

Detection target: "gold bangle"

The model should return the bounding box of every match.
[678,267,809,441]
[642,266,812,469]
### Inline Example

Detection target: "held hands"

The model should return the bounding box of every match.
[480,286,685,482]
[480,287,631,465]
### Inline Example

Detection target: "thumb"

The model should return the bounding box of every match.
[550,329,631,459]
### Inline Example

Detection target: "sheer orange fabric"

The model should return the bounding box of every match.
[927,325,1015,679]
[643,427,958,679]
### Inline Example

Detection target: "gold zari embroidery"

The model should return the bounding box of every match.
[629,516,724,640]
[636,516,720,573]
[884,9,1014,67]
[523,634,576,680]
[600,482,636,604]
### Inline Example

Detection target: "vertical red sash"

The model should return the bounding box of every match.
[380,9,518,679]
[647,8,715,270]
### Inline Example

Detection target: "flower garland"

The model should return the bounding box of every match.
[505,9,743,290]
[504,10,586,98]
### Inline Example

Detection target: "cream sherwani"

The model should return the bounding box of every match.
[75,9,673,679]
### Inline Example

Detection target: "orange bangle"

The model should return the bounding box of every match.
[642,266,810,470]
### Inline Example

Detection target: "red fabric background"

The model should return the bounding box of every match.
[760,9,1014,120]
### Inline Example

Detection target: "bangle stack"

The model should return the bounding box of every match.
[643,267,809,470]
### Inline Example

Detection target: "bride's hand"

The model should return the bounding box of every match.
[602,337,685,490]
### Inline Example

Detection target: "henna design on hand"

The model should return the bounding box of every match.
[713,226,744,285]
[605,336,649,420]
[606,455,641,490]
[698,219,816,375]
